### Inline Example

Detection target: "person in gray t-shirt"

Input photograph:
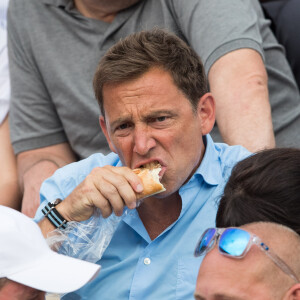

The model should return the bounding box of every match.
[7,0,300,217]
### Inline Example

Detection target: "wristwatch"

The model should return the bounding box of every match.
[41,199,68,229]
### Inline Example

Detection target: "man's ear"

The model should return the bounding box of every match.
[99,116,117,153]
[283,284,300,300]
[197,92,216,135]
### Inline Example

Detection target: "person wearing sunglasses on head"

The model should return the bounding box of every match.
[194,222,300,300]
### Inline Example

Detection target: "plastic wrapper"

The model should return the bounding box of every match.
[46,208,127,263]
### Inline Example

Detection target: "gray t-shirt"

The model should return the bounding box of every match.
[8,0,300,158]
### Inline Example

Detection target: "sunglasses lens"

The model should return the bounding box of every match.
[195,228,216,256]
[219,228,250,257]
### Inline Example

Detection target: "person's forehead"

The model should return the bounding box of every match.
[102,68,189,114]
[103,68,177,95]
[197,248,266,291]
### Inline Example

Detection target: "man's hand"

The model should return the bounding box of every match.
[57,165,144,222]
[18,143,77,217]
[209,48,276,152]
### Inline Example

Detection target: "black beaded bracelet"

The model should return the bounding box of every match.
[42,199,68,230]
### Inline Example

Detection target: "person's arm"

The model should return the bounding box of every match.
[7,0,77,217]
[208,48,275,152]
[18,143,77,217]
[0,116,22,210]
[38,165,143,237]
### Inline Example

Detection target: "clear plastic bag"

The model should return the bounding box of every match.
[46,209,126,263]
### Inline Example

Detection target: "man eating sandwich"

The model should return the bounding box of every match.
[35,29,250,299]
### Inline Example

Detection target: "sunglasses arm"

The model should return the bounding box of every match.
[254,237,299,283]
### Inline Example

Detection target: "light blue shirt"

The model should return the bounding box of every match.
[36,135,250,300]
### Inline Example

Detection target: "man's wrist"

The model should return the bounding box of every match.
[42,199,70,229]
[39,217,56,238]
[55,200,73,222]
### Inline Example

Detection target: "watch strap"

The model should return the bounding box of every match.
[42,199,68,230]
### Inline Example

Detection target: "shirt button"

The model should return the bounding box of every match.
[144,257,151,265]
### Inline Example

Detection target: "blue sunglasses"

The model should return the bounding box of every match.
[194,227,299,283]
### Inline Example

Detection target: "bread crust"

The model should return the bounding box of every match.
[133,167,165,199]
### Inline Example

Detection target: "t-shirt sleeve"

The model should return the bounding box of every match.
[170,0,265,75]
[7,0,67,154]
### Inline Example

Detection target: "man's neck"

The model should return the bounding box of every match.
[74,0,140,22]
[137,193,182,240]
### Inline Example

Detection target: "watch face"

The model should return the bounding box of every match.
[53,199,62,206]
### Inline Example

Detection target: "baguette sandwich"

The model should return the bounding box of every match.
[133,162,166,200]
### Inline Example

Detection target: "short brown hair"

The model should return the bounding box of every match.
[93,28,208,116]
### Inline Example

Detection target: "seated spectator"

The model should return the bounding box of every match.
[0,205,100,300]
[194,222,300,300]
[0,0,21,209]
[35,29,250,299]
[260,0,300,90]
[8,0,300,217]
[216,148,300,233]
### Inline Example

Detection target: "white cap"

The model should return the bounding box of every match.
[0,205,100,294]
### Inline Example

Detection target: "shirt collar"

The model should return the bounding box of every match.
[192,134,223,186]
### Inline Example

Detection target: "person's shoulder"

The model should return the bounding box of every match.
[43,152,119,185]
[215,142,251,165]
[39,152,121,199]
[57,152,121,175]
[82,152,121,167]
[213,143,251,181]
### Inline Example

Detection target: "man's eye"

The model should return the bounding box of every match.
[117,123,129,130]
[156,116,167,122]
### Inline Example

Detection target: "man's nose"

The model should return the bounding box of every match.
[133,126,156,156]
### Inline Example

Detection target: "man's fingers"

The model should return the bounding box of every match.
[103,165,143,193]
[92,192,113,218]
[97,179,126,216]
[93,166,142,210]
[63,166,143,221]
